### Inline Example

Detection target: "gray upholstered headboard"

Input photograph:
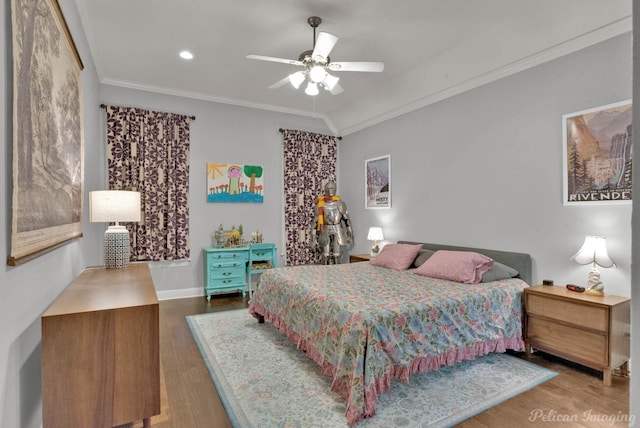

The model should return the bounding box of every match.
[398,241,532,285]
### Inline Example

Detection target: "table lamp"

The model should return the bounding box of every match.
[90,190,141,268]
[367,227,384,256]
[571,235,615,296]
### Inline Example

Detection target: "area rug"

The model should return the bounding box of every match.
[187,309,557,427]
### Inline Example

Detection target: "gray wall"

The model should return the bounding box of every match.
[340,33,632,299]
[98,86,331,296]
[0,0,103,427]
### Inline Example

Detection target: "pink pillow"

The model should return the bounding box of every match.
[414,250,494,284]
[369,244,423,271]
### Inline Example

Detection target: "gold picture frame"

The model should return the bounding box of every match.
[8,0,84,265]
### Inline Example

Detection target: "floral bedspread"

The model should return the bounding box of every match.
[248,262,528,425]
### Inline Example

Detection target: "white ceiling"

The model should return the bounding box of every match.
[74,1,631,136]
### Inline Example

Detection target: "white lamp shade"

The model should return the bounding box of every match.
[571,236,615,268]
[90,190,141,223]
[323,73,340,91]
[367,227,384,241]
[288,71,306,89]
[305,81,319,96]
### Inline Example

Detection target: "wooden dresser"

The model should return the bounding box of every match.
[524,285,630,385]
[42,263,160,427]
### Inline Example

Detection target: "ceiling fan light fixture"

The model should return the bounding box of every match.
[323,73,339,91]
[288,71,306,89]
[305,81,319,96]
[309,65,327,83]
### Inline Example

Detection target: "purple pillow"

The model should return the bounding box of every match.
[369,244,423,271]
[414,250,494,284]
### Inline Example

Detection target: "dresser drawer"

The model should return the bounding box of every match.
[250,248,273,260]
[209,263,245,280]
[527,316,607,366]
[207,251,247,262]
[526,293,608,332]
[208,259,245,270]
[208,277,246,289]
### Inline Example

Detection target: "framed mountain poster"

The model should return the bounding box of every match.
[365,155,391,209]
[563,100,632,206]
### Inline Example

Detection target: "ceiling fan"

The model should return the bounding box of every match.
[247,16,384,96]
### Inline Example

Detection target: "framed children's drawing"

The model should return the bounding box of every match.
[562,100,632,206]
[207,163,264,203]
[365,155,391,209]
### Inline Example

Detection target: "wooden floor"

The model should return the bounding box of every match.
[141,294,630,428]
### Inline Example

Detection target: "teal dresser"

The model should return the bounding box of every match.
[203,243,277,300]
[203,247,249,301]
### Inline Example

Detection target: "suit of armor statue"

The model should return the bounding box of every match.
[310,181,354,264]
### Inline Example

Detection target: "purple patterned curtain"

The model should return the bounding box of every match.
[282,129,338,265]
[105,105,191,261]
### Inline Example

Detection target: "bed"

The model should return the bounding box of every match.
[248,241,532,425]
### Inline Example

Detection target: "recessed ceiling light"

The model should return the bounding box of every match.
[179,51,193,60]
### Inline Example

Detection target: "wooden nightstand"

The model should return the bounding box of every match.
[349,254,371,263]
[524,285,630,386]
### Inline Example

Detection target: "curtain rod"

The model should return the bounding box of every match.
[100,104,195,121]
[279,128,341,140]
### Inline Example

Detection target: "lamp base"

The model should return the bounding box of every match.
[104,226,131,269]
[585,267,605,296]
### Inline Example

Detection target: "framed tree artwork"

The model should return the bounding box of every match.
[365,155,391,209]
[207,163,264,203]
[8,0,84,265]
[562,100,632,206]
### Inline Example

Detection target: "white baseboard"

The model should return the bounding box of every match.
[156,287,203,301]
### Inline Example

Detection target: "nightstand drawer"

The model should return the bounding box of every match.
[526,293,608,332]
[527,317,607,366]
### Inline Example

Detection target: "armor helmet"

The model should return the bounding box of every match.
[324,180,337,197]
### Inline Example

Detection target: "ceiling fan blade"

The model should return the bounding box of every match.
[268,76,291,89]
[247,54,304,67]
[328,61,384,72]
[312,32,338,62]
